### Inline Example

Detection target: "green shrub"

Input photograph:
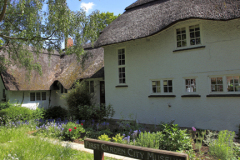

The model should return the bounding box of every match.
[0,106,34,123]
[62,122,85,140]
[32,107,45,120]
[98,134,111,141]
[136,131,164,149]
[78,104,115,122]
[85,127,112,139]
[112,133,124,143]
[44,106,68,120]
[159,124,192,151]
[0,101,13,110]
[209,130,235,160]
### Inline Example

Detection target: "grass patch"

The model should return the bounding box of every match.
[0,125,115,160]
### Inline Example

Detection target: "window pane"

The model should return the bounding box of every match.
[122,60,125,65]
[176,28,186,48]
[169,87,173,93]
[90,81,94,93]
[168,80,172,86]
[164,87,168,92]
[152,86,156,93]
[211,78,216,84]
[30,93,35,101]
[156,87,161,93]
[182,40,187,46]
[217,77,223,84]
[42,92,46,100]
[36,92,41,100]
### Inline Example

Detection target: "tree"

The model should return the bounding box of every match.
[0,0,96,74]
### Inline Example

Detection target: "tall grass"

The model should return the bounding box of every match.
[0,125,115,160]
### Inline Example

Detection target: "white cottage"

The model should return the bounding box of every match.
[94,0,240,131]
[0,45,105,109]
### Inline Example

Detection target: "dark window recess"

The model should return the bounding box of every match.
[42,92,46,100]
[30,93,35,101]
[90,81,94,93]
[36,92,41,100]
[3,89,6,99]
[65,89,68,93]
[61,85,63,93]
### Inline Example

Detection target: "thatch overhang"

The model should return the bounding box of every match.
[95,0,240,47]
[0,47,104,91]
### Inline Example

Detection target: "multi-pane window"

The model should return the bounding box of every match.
[176,24,201,48]
[30,93,35,101]
[90,81,94,93]
[227,76,240,92]
[185,79,196,92]
[118,49,126,84]
[189,25,201,45]
[163,80,173,93]
[42,92,46,100]
[36,92,41,100]
[211,77,223,92]
[176,28,186,47]
[3,89,6,99]
[152,81,161,93]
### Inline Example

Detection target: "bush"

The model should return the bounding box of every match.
[62,122,85,140]
[159,124,192,151]
[64,81,92,119]
[0,106,34,123]
[112,133,124,143]
[44,106,68,120]
[0,101,13,110]
[32,107,45,120]
[98,134,111,141]
[136,131,164,149]
[209,130,235,160]
[78,104,115,122]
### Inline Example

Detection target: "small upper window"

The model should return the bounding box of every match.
[185,79,196,92]
[176,24,201,48]
[163,80,173,93]
[211,77,223,92]
[227,76,240,92]
[118,49,125,65]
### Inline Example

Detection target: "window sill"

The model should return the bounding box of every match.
[206,94,240,97]
[148,95,176,98]
[173,45,205,52]
[115,85,128,88]
[181,95,201,97]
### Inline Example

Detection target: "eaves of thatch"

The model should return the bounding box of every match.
[95,0,240,47]
[0,47,104,91]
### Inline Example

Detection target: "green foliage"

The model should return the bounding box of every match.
[112,133,124,143]
[209,130,235,160]
[136,131,164,149]
[0,101,13,110]
[0,106,34,123]
[44,106,68,120]
[234,144,240,159]
[32,107,45,120]
[195,130,206,152]
[85,128,112,139]
[98,134,111,141]
[159,123,192,151]
[203,130,218,146]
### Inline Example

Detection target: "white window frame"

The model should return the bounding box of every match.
[30,92,47,101]
[183,77,198,94]
[150,79,174,95]
[174,23,203,49]
[117,48,126,85]
[209,75,240,94]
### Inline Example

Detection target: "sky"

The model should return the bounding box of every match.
[66,0,137,15]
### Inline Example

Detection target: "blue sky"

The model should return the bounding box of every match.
[67,0,137,15]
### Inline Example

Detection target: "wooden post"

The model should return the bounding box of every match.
[94,150,104,160]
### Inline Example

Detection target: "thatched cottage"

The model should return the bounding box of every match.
[94,0,240,131]
[0,44,105,109]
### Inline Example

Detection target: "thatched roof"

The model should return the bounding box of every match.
[0,47,104,91]
[95,0,240,47]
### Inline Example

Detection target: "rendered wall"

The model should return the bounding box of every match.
[8,90,50,109]
[104,19,240,131]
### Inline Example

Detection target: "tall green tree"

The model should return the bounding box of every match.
[0,0,96,74]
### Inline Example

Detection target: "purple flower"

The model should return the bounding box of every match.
[192,127,196,132]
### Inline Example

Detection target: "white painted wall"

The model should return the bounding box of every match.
[104,19,240,132]
[7,90,50,109]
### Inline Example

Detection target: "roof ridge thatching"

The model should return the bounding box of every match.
[95,0,240,47]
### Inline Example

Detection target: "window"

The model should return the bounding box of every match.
[164,80,173,93]
[152,81,161,93]
[30,93,35,101]
[176,24,201,48]
[65,89,68,93]
[86,81,94,93]
[227,76,240,92]
[36,92,41,100]
[118,48,126,84]
[42,92,46,100]
[61,84,64,93]
[211,77,223,92]
[185,79,196,92]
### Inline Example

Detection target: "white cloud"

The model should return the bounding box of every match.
[80,2,94,13]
